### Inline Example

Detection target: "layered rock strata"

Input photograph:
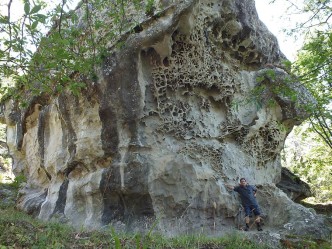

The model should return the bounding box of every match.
[1,0,330,240]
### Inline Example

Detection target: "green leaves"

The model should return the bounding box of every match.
[1,0,146,104]
[271,0,332,150]
[283,125,332,202]
[294,30,332,149]
[35,14,48,23]
[0,15,8,24]
[68,82,86,96]
[24,2,42,16]
[30,5,42,15]
[31,20,39,30]
[275,0,332,202]
[24,2,31,15]
[146,0,155,16]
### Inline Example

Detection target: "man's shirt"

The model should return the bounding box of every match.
[234,184,258,206]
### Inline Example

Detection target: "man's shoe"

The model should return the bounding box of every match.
[244,224,249,231]
[257,223,263,231]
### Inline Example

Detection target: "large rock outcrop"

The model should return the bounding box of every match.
[1,0,330,241]
[277,167,312,202]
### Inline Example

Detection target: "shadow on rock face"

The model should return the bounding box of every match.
[277,167,312,202]
[100,155,155,229]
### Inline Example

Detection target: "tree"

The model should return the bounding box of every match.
[283,125,332,202]
[272,0,332,150]
[0,0,150,106]
[271,0,332,202]
[296,30,332,149]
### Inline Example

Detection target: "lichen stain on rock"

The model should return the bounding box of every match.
[1,0,330,242]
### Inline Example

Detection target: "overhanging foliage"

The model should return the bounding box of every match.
[0,0,152,106]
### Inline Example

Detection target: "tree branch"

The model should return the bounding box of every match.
[58,0,66,37]
[310,114,332,149]
[7,0,13,56]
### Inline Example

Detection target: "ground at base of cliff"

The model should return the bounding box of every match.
[1,183,331,249]
[301,199,332,216]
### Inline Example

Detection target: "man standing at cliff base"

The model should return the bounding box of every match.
[226,178,263,231]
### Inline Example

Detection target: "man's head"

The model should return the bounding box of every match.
[239,178,247,186]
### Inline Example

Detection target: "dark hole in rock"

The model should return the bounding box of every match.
[163,57,170,67]
[133,24,143,33]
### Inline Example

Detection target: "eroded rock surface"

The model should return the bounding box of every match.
[0,129,13,183]
[1,0,330,242]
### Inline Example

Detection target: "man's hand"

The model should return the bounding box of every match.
[225,184,234,190]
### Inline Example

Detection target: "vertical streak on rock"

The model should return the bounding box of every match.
[119,155,126,189]
[99,53,119,157]
[99,46,150,224]
[37,106,51,180]
[51,94,78,216]
[98,106,119,157]
[100,167,123,225]
[52,179,69,216]
[37,108,45,166]
[23,190,48,217]
[11,108,24,151]
[57,94,77,166]
[118,50,143,147]
[99,49,143,157]
[17,123,24,151]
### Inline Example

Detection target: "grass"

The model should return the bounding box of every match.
[281,234,332,249]
[1,181,331,249]
[0,187,270,249]
[0,206,272,249]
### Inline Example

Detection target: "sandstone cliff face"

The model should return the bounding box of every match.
[1,0,329,240]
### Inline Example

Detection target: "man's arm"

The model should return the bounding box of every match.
[251,185,257,197]
[226,184,240,192]
[225,184,234,190]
